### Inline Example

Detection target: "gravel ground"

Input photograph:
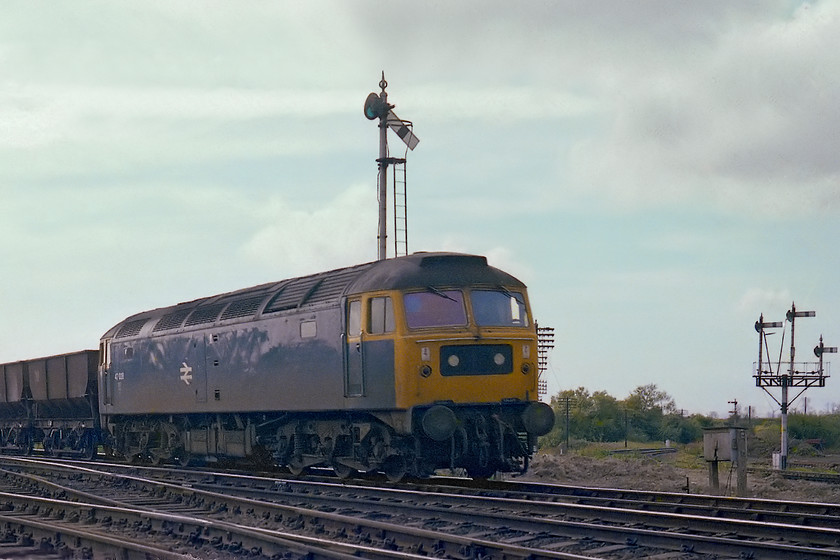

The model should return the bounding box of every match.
[522,452,840,503]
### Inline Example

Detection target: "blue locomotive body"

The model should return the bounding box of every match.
[1,253,553,479]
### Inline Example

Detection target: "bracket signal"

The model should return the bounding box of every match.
[753,303,832,470]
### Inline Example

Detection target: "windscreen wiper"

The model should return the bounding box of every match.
[427,286,458,302]
[498,285,524,304]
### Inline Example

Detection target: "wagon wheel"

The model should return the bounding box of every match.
[79,435,98,461]
[44,432,60,457]
[21,435,34,456]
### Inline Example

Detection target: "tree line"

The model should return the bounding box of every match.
[542,384,716,449]
[543,384,840,453]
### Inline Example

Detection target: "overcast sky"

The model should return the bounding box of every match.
[2,1,838,416]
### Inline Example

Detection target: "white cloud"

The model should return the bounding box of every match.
[406,86,598,124]
[0,84,357,148]
[565,1,840,217]
[737,288,793,315]
[242,183,377,277]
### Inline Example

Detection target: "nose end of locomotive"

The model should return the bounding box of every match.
[522,402,554,436]
[421,404,458,441]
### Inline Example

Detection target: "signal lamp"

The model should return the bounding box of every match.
[364,92,388,120]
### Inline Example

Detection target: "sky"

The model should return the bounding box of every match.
[1,1,839,417]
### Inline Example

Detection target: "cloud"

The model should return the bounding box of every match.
[564,2,840,216]
[405,86,598,124]
[737,288,793,315]
[241,183,378,277]
[0,84,358,147]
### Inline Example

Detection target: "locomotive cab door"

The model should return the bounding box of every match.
[344,299,364,397]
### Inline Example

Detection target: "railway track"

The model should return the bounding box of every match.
[749,465,840,484]
[1,456,839,559]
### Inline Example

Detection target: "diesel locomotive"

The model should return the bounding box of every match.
[0,252,553,480]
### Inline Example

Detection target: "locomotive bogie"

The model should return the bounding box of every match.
[111,414,256,464]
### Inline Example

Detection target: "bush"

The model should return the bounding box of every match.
[788,414,840,449]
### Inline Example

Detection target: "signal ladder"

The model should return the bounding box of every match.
[536,324,555,397]
[391,158,408,258]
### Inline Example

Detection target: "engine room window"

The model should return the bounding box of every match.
[368,296,394,334]
[472,289,529,327]
[404,289,467,328]
[300,320,317,338]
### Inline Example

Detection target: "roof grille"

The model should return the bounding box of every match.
[153,309,191,333]
[115,319,146,339]
[307,269,362,303]
[264,281,311,313]
[264,268,366,313]
[220,296,265,321]
[185,303,226,327]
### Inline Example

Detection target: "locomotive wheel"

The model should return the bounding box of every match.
[287,456,308,476]
[150,422,179,465]
[466,466,497,480]
[332,461,356,480]
[173,448,191,467]
[382,455,407,483]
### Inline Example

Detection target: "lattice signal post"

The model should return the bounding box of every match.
[754,302,834,469]
[537,325,555,398]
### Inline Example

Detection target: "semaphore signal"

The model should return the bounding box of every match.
[364,72,419,261]
[753,302,832,470]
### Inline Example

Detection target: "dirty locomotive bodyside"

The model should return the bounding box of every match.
[94,252,553,479]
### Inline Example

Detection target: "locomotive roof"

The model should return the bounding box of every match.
[102,252,526,340]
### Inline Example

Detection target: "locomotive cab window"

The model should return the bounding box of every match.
[404,289,467,328]
[368,296,394,334]
[472,289,529,327]
[99,339,111,368]
[347,300,361,335]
